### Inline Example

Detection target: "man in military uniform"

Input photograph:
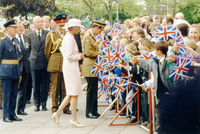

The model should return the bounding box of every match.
[0,79,2,110]
[82,20,106,119]
[23,21,30,35]
[0,19,22,122]
[0,28,6,110]
[45,13,71,114]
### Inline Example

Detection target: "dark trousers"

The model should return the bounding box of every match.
[85,77,98,115]
[17,69,30,112]
[31,70,49,107]
[26,74,32,101]
[140,89,149,121]
[2,79,19,119]
[51,72,69,112]
[0,79,2,106]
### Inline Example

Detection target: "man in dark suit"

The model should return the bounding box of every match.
[28,16,49,112]
[0,19,22,122]
[16,21,31,115]
[22,21,32,104]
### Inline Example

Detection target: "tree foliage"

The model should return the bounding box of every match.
[178,2,200,24]
[54,0,145,23]
[1,0,58,20]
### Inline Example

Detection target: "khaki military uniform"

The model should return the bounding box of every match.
[45,30,69,113]
[82,30,102,115]
[82,30,102,77]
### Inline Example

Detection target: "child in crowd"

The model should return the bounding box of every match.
[132,41,140,51]
[139,38,154,53]
[130,27,145,41]
[188,24,200,46]
[120,38,128,47]
[148,23,161,43]
[134,41,180,129]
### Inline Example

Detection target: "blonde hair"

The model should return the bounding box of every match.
[120,38,128,46]
[132,18,140,26]
[42,16,50,22]
[125,44,137,55]
[142,16,150,22]
[140,38,153,50]
[124,19,132,30]
[185,39,198,51]
[130,27,145,38]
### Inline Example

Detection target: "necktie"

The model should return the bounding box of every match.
[19,35,25,54]
[38,31,41,41]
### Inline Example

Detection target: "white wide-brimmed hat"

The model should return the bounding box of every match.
[62,19,86,30]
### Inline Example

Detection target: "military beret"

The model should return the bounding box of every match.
[53,13,67,25]
[92,20,106,30]
[23,21,30,28]
[3,19,18,28]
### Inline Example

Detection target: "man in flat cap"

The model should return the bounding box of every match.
[45,13,71,114]
[82,20,106,119]
[0,19,22,122]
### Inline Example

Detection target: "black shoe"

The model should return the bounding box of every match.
[0,105,3,110]
[11,116,23,121]
[109,106,115,110]
[127,116,137,123]
[120,112,126,116]
[26,100,31,104]
[86,113,98,119]
[126,115,131,119]
[17,111,27,115]
[63,110,71,114]
[94,112,101,117]
[34,106,40,112]
[136,120,143,125]
[3,118,13,122]
[42,106,47,111]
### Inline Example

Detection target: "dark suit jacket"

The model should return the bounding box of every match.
[28,29,49,70]
[0,36,20,79]
[74,33,83,65]
[17,34,31,73]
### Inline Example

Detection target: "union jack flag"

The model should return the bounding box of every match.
[138,52,157,60]
[102,35,111,48]
[112,45,126,63]
[99,77,109,94]
[169,58,192,81]
[95,34,102,44]
[102,46,116,62]
[112,78,129,99]
[175,30,187,54]
[102,74,118,84]
[117,27,126,35]
[107,22,121,37]
[91,56,108,77]
[155,25,177,41]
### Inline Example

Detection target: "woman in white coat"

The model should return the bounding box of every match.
[51,19,85,127]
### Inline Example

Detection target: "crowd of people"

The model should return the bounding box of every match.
[0,11,200,133]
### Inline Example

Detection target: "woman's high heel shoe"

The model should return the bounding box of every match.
[51,112,60,125]
[70,120,85,127]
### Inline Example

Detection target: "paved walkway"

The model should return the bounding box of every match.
[0,82,149,134]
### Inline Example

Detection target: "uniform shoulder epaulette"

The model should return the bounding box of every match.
[1,37,6,40]
[47,31,54,36]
